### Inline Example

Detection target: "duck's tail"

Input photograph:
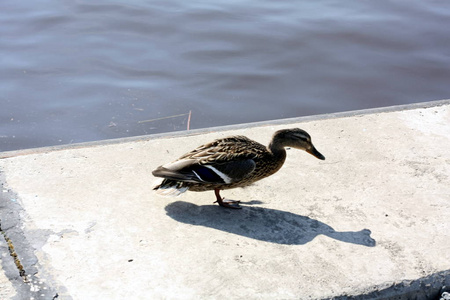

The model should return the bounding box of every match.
[152,178,189,197]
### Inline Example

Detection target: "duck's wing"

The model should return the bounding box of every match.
[179,136,265,162]
[152,158,256,185]
[153,136,262,184]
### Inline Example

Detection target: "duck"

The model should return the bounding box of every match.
[152,128,325,209]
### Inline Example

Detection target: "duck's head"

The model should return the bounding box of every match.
[272,128,325,160]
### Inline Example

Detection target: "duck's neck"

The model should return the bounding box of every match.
[268,139,287,162]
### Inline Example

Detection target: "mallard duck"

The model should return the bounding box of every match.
[153,128,325,209]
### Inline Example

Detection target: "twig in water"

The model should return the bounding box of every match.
[187,110,192,130]
[138,113,189,124]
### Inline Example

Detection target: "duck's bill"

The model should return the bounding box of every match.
[307,146,325,160]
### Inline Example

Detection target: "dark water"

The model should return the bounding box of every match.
[1,1,450,151]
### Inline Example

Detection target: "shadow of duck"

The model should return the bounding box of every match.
[165,201,376,247]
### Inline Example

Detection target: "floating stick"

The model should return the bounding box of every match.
[138,113,189,124]
[187,110,192,130]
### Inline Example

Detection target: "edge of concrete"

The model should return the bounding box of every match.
[1,99,449,159]
[0,178,61,299]
[334,270,450,300]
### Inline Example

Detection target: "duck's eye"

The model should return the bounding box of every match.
[294,134,308,142]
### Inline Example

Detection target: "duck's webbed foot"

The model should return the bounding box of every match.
[214,189,242,209]
[217,198,241,209]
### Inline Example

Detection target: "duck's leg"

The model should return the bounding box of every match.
[214,189,241,209]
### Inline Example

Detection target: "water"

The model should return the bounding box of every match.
[1,1,450,151]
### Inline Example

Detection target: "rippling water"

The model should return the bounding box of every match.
[1,1,450,151]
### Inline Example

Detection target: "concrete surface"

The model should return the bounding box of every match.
[0,100,449,299]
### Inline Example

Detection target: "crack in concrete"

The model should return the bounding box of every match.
[0,220,27,281]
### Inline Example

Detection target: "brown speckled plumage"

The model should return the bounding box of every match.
[153,128,325,208]
[178,135,286,191]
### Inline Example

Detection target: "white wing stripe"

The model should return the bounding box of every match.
[204,165,232,184]
[191,170,205,182]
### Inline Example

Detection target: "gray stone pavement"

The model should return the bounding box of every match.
[1,100,449,299]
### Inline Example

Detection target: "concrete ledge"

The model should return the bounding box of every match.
[1,100,450,299]
[335,270,450,299]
